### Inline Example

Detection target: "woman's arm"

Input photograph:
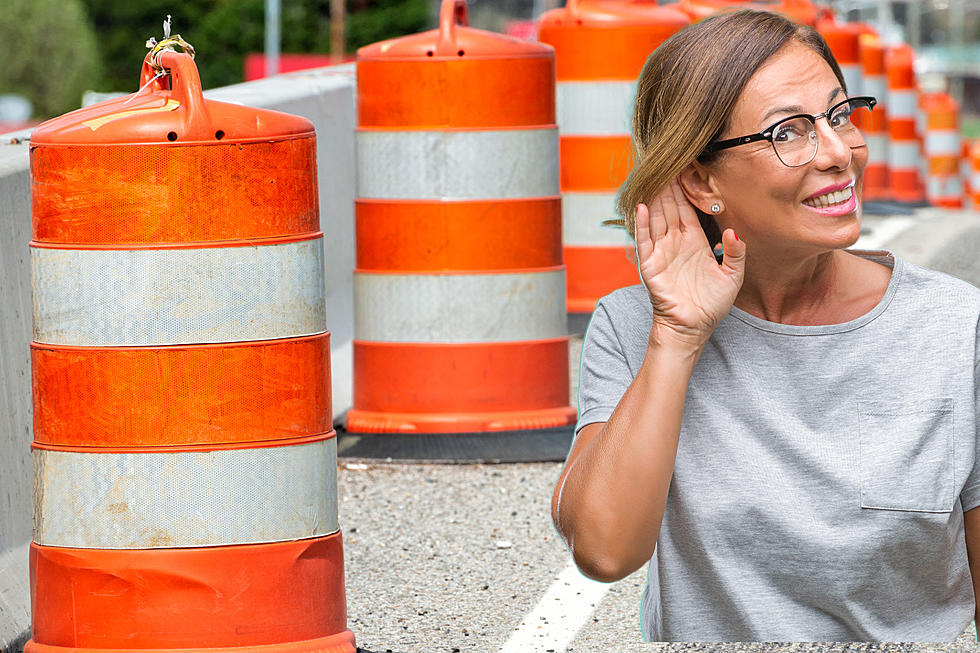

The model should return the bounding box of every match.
[964,506,980,630]
[552,179,745,582]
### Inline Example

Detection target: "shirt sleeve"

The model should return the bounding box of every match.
[575,298,638,435]
[959,319,980,512]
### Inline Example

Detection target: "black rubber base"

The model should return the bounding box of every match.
[336,424,575,464]
[863,200,928,215]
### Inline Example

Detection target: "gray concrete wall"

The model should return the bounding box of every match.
[0,65,356,651]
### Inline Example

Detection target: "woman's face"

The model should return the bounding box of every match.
[707,41,869,256]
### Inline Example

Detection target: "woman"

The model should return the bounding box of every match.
[552,9,980,642]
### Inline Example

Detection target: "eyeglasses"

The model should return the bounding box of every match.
[702,96,877,167]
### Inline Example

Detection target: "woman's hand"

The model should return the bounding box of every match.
[635,178,746,350]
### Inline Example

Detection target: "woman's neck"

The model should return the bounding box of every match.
[733,248,888,326]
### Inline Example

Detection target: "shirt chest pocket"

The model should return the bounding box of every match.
[858,398,955,513]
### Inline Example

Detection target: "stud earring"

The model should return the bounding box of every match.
[710,203,721,214]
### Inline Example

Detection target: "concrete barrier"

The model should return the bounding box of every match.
[0,65,356,652]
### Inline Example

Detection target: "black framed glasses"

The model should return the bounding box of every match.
[703,96,877,167]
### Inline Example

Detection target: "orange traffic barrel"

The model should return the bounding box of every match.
[859,33,890,200]
[969,140,980,211]
[818,20,862,116]
[963,140,975,210]
[27,38,354,653]
[350,0,576,435]
[676,0,818,25]
[538,0,689,314]
[885,43,925,203]
[921,92,962,208]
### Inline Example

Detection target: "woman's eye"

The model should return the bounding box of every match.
[774,125,806,142]
[830,110,852,128]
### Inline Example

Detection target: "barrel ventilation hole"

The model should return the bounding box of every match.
[426,50,434,57]
[167,131,178,141]
[215,130,225,140]
[457,50,465,56]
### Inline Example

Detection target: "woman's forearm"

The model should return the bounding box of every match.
[554,339,702,582]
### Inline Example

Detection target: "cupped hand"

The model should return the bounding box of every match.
[635,178,746,350]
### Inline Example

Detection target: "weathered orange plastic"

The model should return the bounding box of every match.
[676,0,819,25]
[357,0,554,128]
[31,50,312,145]
[538,0,690,81]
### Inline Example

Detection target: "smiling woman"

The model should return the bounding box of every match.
[552,9,980,643]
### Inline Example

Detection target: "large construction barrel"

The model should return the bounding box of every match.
[675,0,818,25]
[27,39,354,653]
[538,0,689,315]
[885,43,925,203]
[349,0,577,436]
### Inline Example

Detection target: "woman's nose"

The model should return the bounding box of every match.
[812,119,853,170]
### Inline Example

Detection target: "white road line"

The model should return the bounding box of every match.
[854,216,917,250]
[499,560,612,653]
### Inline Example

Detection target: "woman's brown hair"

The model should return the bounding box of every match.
[613,9,846,244]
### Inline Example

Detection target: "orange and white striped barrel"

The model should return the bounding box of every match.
[676,0,818,25]
[859,33,889,200]
[538,0,689,314]
[818,20,862,116]
[885,44,925,203]
[27,48,354,653]
[921,92,962,208]
[349,0,576,434]
[970,140,980,211]
[963,140,975,210]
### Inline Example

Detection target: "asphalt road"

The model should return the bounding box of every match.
[339,206,980,653]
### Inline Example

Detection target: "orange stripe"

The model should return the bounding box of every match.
[357,58,554,128]
[561,136,635,191]
[32,431,334,455]
[928,158,959,175]
[889,170,925,202]
[351,338,572,419]
[355,198,561,271]
[887,120,918,140]
[31,137,319,245]
[32,334,331,448]
[29,231,322,251]
[539,23,687,81]
[862,164,890,200]
[29,534,351,649]
[564,245,640,313]
[819,24,860,64]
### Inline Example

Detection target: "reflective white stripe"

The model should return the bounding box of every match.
[32,239,326,346]
[971,171,980,189]
[866,134,888,163]
[927,177,963,197]
[888,141,920,168]
[841,65,862,96]
[562,193,632,246]
[886,89,917,119]
[34,438,338,549]
[864,77,886,103]
[926,131,961,157]
[354,270,566,343]
[356,129,559,200]
[556,81,635,136]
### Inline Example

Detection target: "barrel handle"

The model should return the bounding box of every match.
[436,0,470,55]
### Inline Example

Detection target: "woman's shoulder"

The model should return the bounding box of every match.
[888,251,980,311]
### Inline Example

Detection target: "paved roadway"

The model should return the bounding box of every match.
[340,205,980,653]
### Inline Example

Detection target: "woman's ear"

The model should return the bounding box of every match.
[678,162,721,214]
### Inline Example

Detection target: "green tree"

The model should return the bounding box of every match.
[0,0,102,118]
[80,0,430,93]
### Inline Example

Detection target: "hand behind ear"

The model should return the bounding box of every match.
[635,178,745,350]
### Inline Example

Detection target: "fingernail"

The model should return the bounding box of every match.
[734,231,739,241]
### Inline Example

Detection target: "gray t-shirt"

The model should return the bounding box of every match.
[576,251,980,641]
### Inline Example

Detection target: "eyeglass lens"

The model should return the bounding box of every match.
[771,99,872,167]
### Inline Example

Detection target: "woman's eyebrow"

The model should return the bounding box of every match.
[759,87,847,125]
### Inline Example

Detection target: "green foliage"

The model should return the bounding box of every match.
[78,0,430,93]
[0,0,102,118]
